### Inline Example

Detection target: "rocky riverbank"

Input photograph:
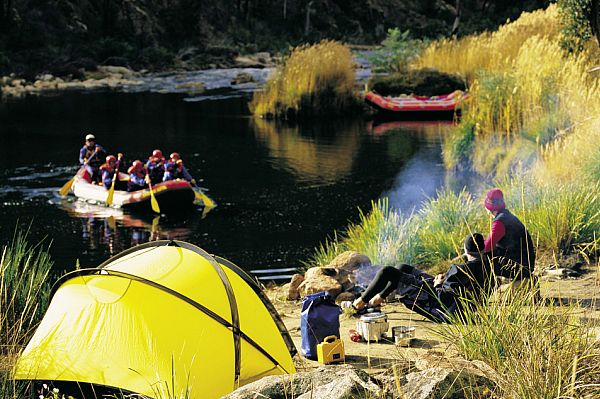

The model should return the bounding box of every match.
[235,251,600,399]
[0,52,276,99]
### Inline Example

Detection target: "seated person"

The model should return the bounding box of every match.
[79,133,107,183]
[99,155,117,190]
[353,233,494,323]
[146,149,165,185]
[127,160,148,192]
[483,188,536,280]
[163,152,195,184]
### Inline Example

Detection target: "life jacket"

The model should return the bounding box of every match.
[493,209,536,276]
[100,163,116,189]
[80,145,105,167]
[146,157,165,183]
[99,163,115,174]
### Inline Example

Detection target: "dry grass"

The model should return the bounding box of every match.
[250,40,358,119]
[416,4,600,181]
[435,282,600,399]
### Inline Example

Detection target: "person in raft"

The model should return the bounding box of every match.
[352,233,494,323]
[79,133,107,182]
[127,160,148,192]
[163,152,195,184]
[483,188,536,280]
[99,155,117,189]
[146,149,165,185]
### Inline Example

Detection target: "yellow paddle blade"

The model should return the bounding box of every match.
[107,154,123,206]
[198,190,216,210]
[106,183,116,206]
[59,176,75,197]
[149,189,161,214]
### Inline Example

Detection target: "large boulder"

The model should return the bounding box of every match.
[400,367,496,399]
[222,364,379,399]
[298,275,342,298]
[304,266,338,280]
[287,273,305,300]
[326,251,371,291]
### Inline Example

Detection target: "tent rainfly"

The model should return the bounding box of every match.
[13,240,297,398]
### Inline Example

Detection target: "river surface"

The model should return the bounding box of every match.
[0,83,459,275]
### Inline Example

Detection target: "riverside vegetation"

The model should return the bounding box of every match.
[0,228,53,398]
[307,4,600,398]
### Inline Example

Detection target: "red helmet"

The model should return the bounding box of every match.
[152,149,163,159]
[106,155,116,164]
[170,152,180,161]
[132,160,144,170]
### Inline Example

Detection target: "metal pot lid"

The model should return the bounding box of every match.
[360,311,387,321]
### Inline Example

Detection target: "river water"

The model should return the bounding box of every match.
[0,73,457,275]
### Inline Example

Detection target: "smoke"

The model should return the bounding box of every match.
[353,263,382,290]
[383,154,445,214]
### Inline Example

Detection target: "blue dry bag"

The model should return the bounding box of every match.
[300,291,341,359]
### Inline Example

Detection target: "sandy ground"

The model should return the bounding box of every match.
[266,268,600,375]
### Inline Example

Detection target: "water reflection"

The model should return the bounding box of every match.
[367,119,455,137]
[252,118,362,184]
[60,200,195,257]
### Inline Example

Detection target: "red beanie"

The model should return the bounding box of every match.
[484,188,505,212]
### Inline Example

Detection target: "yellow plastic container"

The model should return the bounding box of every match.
[316,335,345,364]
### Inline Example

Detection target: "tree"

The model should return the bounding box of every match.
[558,0,600,51]
[591,0,599,45]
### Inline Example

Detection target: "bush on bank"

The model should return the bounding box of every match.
[250,40,360,119]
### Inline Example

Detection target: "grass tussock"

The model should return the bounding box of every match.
[310,192,488,272]
[436,282,600,398]
[250,40,358,119]
[0,227,54,398]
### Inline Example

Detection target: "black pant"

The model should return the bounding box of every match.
[361,265,448,322]
[361,264,436,300]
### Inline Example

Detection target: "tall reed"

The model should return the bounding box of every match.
[416,4,600,180]
[436,283,600,398]
[416,189,487,265]
[0,227,54,398]
[251,40,358,119]
[308,199,421,268]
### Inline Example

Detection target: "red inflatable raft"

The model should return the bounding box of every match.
[365,90,468,118]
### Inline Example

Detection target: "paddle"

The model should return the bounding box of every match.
[194,186,216,210]
[144,166,161,214]
[59,147,98,197]
[106,153,123,207]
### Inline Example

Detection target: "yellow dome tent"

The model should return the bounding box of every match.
[13,240,297,398]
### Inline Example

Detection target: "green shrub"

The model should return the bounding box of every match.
[367,28,428,73]
[138,46,175,70]
[307,199,421,268]
[558,0,595,52]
